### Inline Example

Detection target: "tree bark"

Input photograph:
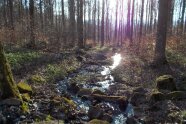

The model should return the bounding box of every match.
[0,41,22,100]
[77,0,84,48]
[29,0,36,48]
[101,0,105,47]
[154,0,170,65]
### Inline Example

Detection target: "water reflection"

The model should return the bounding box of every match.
[110,53,122,69]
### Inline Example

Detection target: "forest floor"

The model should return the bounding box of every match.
[1,45,186,124]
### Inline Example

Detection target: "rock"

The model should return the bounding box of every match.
[94,53,107,60]
[126,117,138,124]
[166,91,186,100]
[130,92,147,106]
[88,119,109,124]
[77,88,93,97]
[22,93,31,102]
[17,82,33,94]
[101,113,113,123]
[118,97,129,111]
[30,74,46,84]
[133,87,148,94]
[76,56,86,62]
[150,91,165,103]
[88,106,104,120]
[156,75,176,91]
[0,98,22,106]
[68,82,80,94]
[92,94,128,111]
[92,89,105,95]
[177,75,186,91]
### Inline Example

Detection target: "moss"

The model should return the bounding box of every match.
[88,119,109,124]
[22,93,31,102]
[30,74,46,84]
[166,91,186,100]
[21,102,30,113]
[150,91,165,102]
[0,42,22,100]
[61,97,77,109]
[17,82,32,94]
[45,115,53,121]
[156,75,176,91]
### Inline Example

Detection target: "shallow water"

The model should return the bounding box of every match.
[57,53,134,124]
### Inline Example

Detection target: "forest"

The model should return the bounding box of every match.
[0,0,186,123]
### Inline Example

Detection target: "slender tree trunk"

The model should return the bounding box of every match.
[0,41,22,100]
[29,0,35,48]
[154,0,170,65]
[77,0,84,48]
[114,0,118,45]
[130,0,135,44]
[181,0,186,33]
[126,0,131,40]
[39,0,44,31]
[97,0,100,43]
[68,0,76,47]
[139,0,144,43]
[101,0,105,47]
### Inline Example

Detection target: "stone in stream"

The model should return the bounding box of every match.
[88,106,104,120]
[91,94,128,111]
[130,92,147,106]
[156,75,177,91]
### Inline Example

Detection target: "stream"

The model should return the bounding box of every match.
[56,53,135,124]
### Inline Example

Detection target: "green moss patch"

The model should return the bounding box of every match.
[17,82,32,94]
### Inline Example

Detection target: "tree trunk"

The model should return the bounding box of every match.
[29,0,35,48]
[101,0,105,47]
[130,0,135,44]
[68,0,76,47]
[0,41,22,100]
[139,0,144,43]
[154,0,170,65]
[181,0,186,33]
[77,0,84,48]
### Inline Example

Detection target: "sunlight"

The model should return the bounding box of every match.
[110,53,122,69]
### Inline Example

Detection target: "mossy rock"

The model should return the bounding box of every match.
[21,102,30,113]
[17,82,32,94]
[30,74,46,84]
[156,75,176,91]
[88,106,104,120]
[91,94,128,111]
[88,119,109,124]
[150,91,165,102]
[166,91,186,100]
[22,93,31,102]
[77,88,93,97]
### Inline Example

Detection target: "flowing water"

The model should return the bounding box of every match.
[57,53,134,124]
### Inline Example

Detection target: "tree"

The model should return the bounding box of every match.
[154,0,170,65]
[68,0,76,47]
[0,41,22,99]
[29,0,35,48]
[101,0,105,47]
[139,0,144,43]
[77,0,84,48]
[181,0,186,33]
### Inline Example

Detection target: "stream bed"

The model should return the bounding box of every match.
[56,53,135,124]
